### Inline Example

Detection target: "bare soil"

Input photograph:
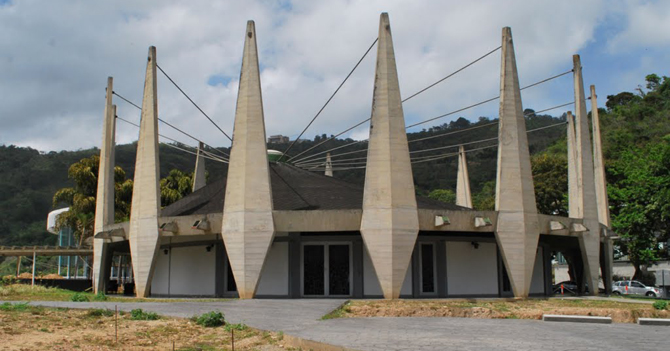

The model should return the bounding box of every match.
[339,298,670,323]
[0,305,293,350]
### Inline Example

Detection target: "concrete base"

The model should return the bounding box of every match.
[542,314,612,324]
[638,318,670,326]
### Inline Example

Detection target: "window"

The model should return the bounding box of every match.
[631,282,644,288]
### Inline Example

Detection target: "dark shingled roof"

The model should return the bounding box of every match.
[161,162,466,216]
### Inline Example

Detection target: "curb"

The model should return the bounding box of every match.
[638,318,670,326]
[542,314,612,324]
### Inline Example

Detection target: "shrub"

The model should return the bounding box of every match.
[653,300,668,310]
[130,308,159,320]
[195,311,225,327]
[70,292,90,302]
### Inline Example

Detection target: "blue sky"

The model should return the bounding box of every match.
[0,0,668,151]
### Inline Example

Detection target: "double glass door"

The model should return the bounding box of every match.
[302,243,351,297]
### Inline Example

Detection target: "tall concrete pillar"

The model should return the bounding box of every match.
[494,27,540,298]
[456,145,472,208]
[192,141,206,192]
[590,85,610,228]
[591,85,613,293]
[573,55,600,295]
[324,152,333,177]
[221,21,275,299]
[93,77,116,294]
[567,111,579,215]
[360,13,419,299]
[128,46,161,298]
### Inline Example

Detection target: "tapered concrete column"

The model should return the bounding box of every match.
[221,21,275,299]
[192,141,206,192]
[324,153,333,177]
[494,27,540,298]
[128,47,161,298]
[360,13,419,299]
[93,77,116,294]
[573,55,600,295]
[456,145,472,208]
[567,111,579,215]
[591,85,613,293]
[590,85,610,228]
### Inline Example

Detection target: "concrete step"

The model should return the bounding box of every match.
[542,314,612,324]
[638,318,670,326]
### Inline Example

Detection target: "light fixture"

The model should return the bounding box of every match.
[471,241,479,249]
[206,245,213,252]
[163,249,169,255]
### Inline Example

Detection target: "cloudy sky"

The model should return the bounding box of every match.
[1,0,668,152]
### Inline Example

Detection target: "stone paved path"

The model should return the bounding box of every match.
[8,299,667,351]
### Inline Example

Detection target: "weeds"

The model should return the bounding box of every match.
[130,308,159,320]
[0,302,30,311]
[224,323,247,332]
[194,311,225,327]
[87,308,114,317]
[321,300,351,320]
[70,292,89,302]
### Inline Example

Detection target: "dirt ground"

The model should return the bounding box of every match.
[337,298,670,323]
[0,304,293,351]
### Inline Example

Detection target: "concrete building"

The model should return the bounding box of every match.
[268,135,290,144]
[91,14,614,299]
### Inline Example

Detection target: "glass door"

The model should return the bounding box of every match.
[301,243,351,297]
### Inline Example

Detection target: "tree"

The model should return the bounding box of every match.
[52,155,132,246]
[160,169,193,207]
[608,137,670,280]
[473,181,496,211]
[428,189,456,204]
[531,153,568,216]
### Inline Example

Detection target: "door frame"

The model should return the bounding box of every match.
[419,242,438,296]
[300,241,353,297]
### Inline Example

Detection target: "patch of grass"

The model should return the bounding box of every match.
[93,292,108,301]
[70,292,90,302]
[130,308,159,321]
[86,308,114,318]
[223,322,247,332]
[194,311,225,327]
[0,302,30,311]
[321,300,351,320]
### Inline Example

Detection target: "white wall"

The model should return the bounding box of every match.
[363,246,412,296]
[529,247,545,294]
[150,244,216,296]
[256,242,289,296]
[446,241,498,296]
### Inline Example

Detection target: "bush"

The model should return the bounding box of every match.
[653,300,668,310]
[195,311,225,327]
[70,292,89,302]
[130,308,159,320]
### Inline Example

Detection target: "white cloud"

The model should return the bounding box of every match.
[0,0,663,153]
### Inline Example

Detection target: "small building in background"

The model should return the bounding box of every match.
[268,135,289,144]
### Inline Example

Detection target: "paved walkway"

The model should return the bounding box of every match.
[8,299,668,351]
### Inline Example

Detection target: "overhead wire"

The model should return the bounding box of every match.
[279,38,379,162]
[293,69,574,164]
[401,46,501,103]
[289,45,502,163]
[112,91,230,159]
[115,115,228,163]
[156,64,233,141]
